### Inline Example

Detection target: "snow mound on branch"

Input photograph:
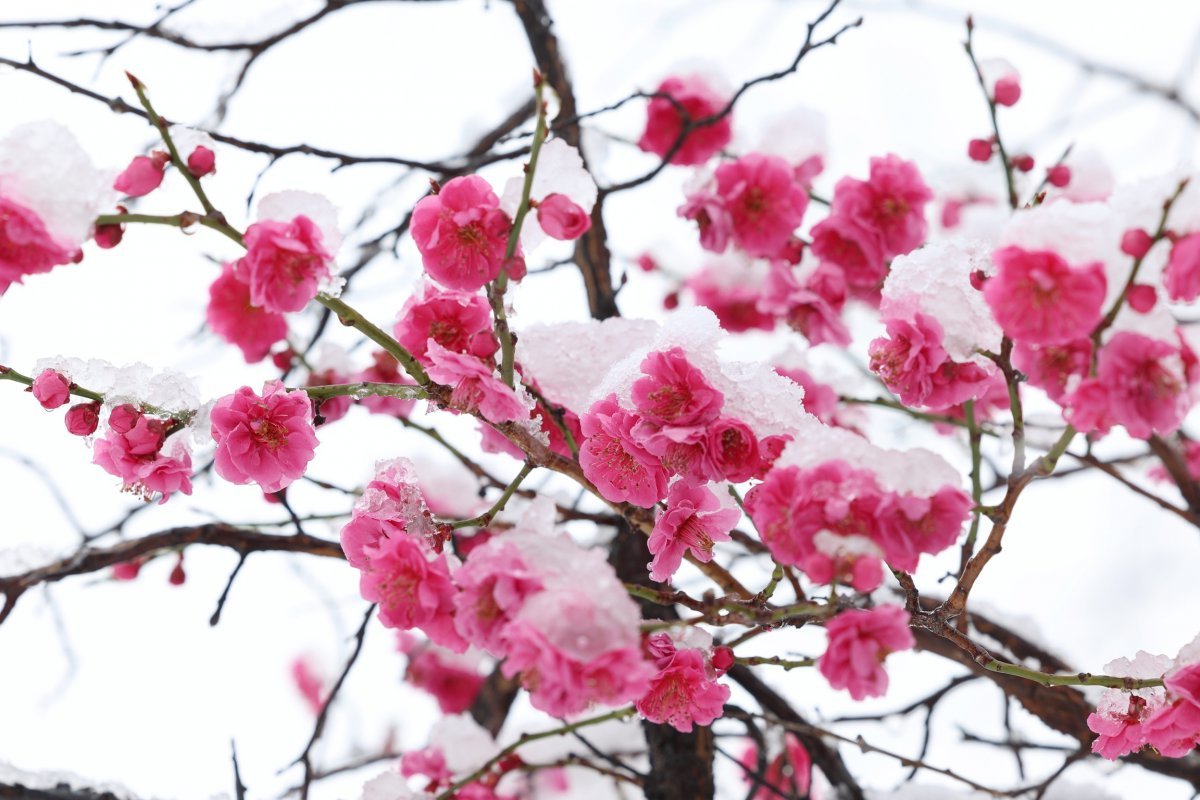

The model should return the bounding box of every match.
[0,761,135,800]
[0,121,112,247]
[32,357,200,414]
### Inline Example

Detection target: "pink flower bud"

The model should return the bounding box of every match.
[711,646,734,675]
[65,401,101,436]
[663,291,680,310]
[1127,284,1157,313]
[1121,228,1154,259]
[635,253,658,273]
[112,559,144,581]
[1047,165,1071,188]
[168,554,186,586]
[186,145,216,178]
[114,151,169,197]
[536,193,592,240]
[95,223,124,249]
[967,138,993,163]
[1012,154,1035,173]
[31,369,71,409]
[993,74,1021,107]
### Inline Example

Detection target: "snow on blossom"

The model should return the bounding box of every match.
[394,282,497,365]
[0,121,111,293]
[647,480,739,582]
[414,175,514,290]
[638,73,732,166]
[206,262,289,363]
[637,630,731,732]
[342,458,441,565]
[684,256,774,333]
[818,604,914,700]
[210,380,319,493]
[1088,650,1172,759]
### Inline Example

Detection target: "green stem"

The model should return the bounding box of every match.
[490,78,549,387]
[302,382,428,402]
[734,655,816,670]
[95,211,244,247]
[982,658,1163,690]
[435,707,637,800]
[756,564,784,603]
[128,73,220,216]
[448,461,535,530]
[315,294,429,386]
[959,400,984,573]
[0,366,104,403]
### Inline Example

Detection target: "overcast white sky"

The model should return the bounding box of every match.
[3,1,1200,798]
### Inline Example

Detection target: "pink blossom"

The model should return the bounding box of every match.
[394,284,497,365]
[869,312,993,408]
[579,395,671,507]
[993,74,1021,106]
[818,605,914,700]
[1122,228,1154,259]
[357,351,418,418]
[65,401,101,436]
[1066,332,1188,440]
[678,187,733,253]
[702,417,762,483]
[1167,661,1200,709]
[453,541,544,655]
[536,193,591,240]
[1088,693,1158,759]
[31,369,71,410]
[713,153,809,258]
[968,138,994,163]
[0,194,79,294]
[306,367,352,424]
[1012,339,1092,403]
[186,145,216,178]
[1165,233,1200,302]
[359,532,465,651]
[1047,164,1071,188]
[776,366,844,428]
[210,380,319,493]
[810,213,887,298]
[237,215,333,313]
[637,645,730,732]
[113,151,168,197]
[411,176,514,291]
[206,262,289,363]
[111,559,144,581]
[685,267,774,333]
[759,260,851,346]
[648,481,739,582]
[984,246,1106,345]
[803,537,885,592]
[1128,284,1158,313]
[1142,699,1200,757]
[740,734,811,799]
[500,619,652,717]
[638,75,732,166]
[630,347,724,440]
[424,341,528,423]
[92,405,192,503]
[403,644,486,714]
[833,154,933,258]
[874,486,972,572]
[290,657,326,715]
[400,745,451,784]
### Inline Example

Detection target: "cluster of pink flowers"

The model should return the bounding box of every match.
[869,306,994,409]
[92,403,193,503]
[744,458,971,587]
[636,630,732,732]
[1088,637,1200,759]
[818,604,915,700]
[739,733,813,799]
[210,381,319,494]
[398,634,486,714]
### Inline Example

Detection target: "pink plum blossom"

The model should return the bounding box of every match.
[874,486,972,572]
[411,176,513,291]
[31,369,71,409]
[210,380,319,493]
[638,75,732,166]
[647,481,739,582]
[453,541,544,655]
[92,405,192,503]
[113,151,168,197]
[206,262,289,363]
[685,266,774,333]
[0,194,79,295]
[65,401,101,436]
[810,213,887,297]
[713,153,809,258]
[759,259,851,346]
[702,417,761,483]
[535,193,591,240]
[237,215,333,313]
[394,284,498,365]
[740,734,811,799]
[424,341,528,423]
[290,656,326,715]
[819,604,914,700]
[833,154,933,258]
[403,642,486,714]
[983,246,1106,346]
[580,395,671,508]
[1012,338,1093,403]
[359,532,465,651]
[1165,233,1200,302]
[630,347,724,452]
[637,637,731,732]
[1066,332,1188,440]
[869,312,992,408]
[678,186,734,253]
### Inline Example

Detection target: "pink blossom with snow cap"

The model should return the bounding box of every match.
[31,369,71,409]
[818,604,914,700]
[647,480,739,582]
[869,311,993,409]
[210,380,319,493]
